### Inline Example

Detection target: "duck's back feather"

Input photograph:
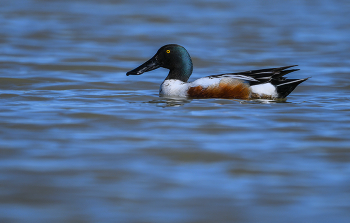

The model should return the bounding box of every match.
[209,65,299,85]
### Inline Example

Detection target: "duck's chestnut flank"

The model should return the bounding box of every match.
[187,79,251,99]
[126,44,309,99]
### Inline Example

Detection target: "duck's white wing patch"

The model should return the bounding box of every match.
[251,83,278,97]
[159,80,190,97]
[217,74,257,82]
[190,77,221,88]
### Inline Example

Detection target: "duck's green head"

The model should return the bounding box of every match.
[126,44,193,82]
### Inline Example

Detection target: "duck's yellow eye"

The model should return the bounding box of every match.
[166,50,170,53]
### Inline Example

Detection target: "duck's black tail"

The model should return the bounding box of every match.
[274,78,309,98]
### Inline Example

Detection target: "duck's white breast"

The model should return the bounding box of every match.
[159,80,190,97]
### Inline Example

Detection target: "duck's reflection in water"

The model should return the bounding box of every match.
[147,96,290,107]
[147,97,192,107]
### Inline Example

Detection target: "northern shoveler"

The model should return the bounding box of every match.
[126,44,308,99]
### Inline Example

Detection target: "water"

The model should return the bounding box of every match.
[1,0,350,222]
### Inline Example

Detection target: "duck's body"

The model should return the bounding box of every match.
[159,70,299,99]
[127,44,308,99]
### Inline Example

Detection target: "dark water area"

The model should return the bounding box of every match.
[1,0,350,222]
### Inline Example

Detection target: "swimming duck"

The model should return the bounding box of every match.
[126,44,308,99]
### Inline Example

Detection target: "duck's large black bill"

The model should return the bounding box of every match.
[126,56,160,76]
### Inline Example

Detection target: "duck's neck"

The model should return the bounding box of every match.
[165,56,193,83]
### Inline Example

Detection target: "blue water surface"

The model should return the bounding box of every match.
[0,0,350,222]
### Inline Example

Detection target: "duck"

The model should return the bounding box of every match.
[126,44,308,99]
